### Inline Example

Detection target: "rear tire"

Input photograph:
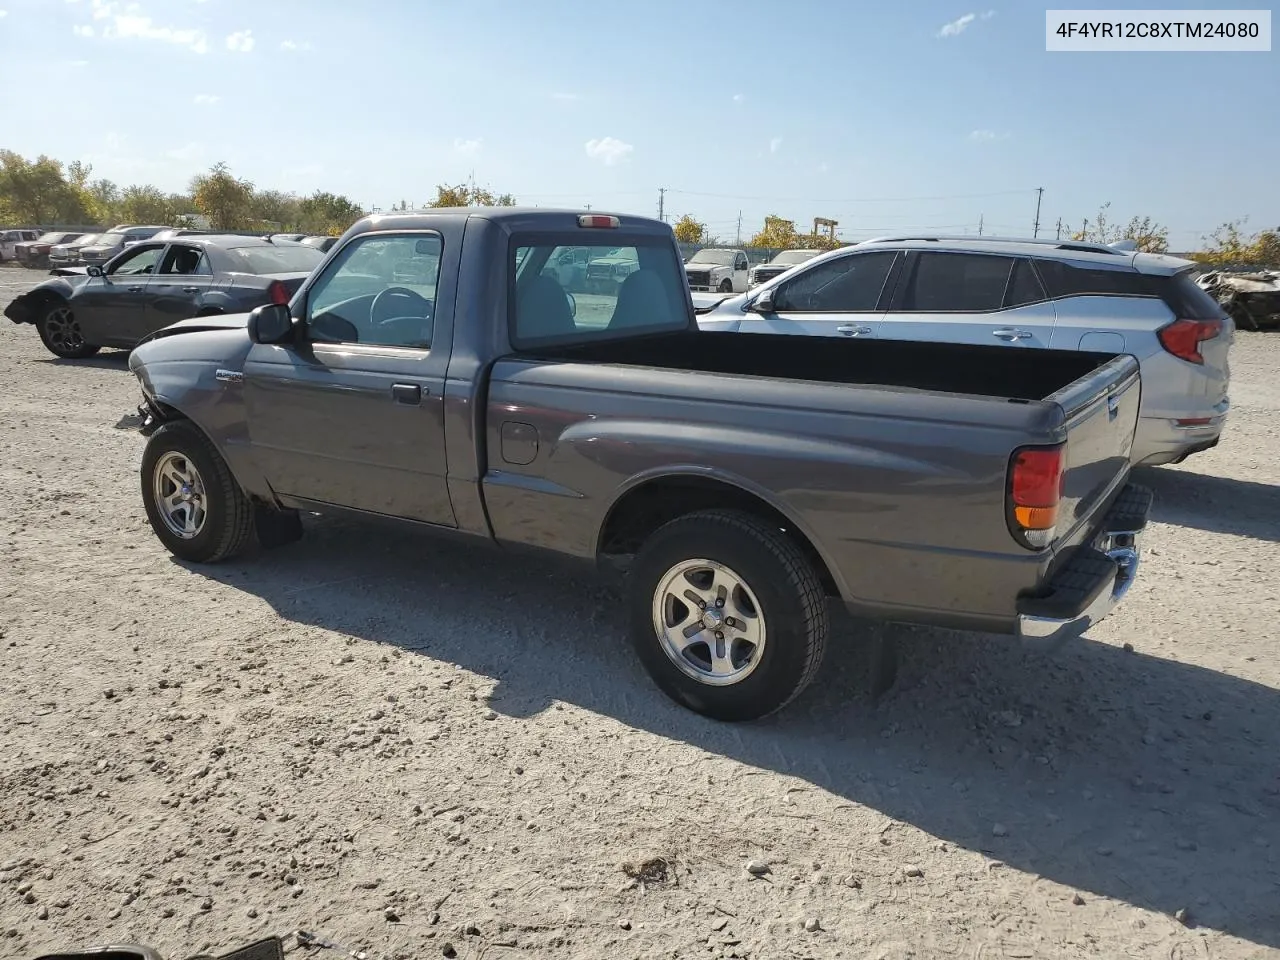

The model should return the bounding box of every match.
[627,509,829,721]
[36,302,100,359]
[141,421,255,563]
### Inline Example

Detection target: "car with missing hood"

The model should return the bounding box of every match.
[4,233,325,359]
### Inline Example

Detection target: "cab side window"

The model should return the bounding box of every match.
[158,245,210,276]
[304,233,441,349]
[108,245,164,276]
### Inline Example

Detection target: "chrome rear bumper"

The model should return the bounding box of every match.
[1017,484,1153,651]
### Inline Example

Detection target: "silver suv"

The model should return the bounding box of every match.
[698,235,1232,467]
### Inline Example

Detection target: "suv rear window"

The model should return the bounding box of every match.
[1033,259,1151,298]
[510,237,689,345]
[900,252,1014,312]
[1151,269,1225,320]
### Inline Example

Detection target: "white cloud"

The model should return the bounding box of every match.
[969,129,1010,141]
[81,0,209,53]
[280,39,312,51]
[452,138,481,157]
[225,29,254,52]
[732,93,744,103]
[938,12,975,37]
[584,136,633,166]
[193,93,220,105]
[981,9,996,19]
[769,137,783,154]
[0,10,9,17]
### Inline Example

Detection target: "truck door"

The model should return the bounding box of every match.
[242,230,456,526]
[733,251,750,292]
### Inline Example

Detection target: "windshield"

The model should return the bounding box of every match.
[225,244,325,274]
[90,231,127,248]
[67,234,100,247]
[773,250,819,265]
[37,232,68,243]
[689,249,734,266]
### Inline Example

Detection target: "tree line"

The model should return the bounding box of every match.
[0,151,515,237]
[3,150,1275,268]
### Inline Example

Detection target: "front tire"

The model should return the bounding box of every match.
[718,279,733,293]
[141,421,255,563]
[627,509,829,721]
[36,302,100,359]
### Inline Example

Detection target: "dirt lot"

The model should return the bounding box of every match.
[1,263,1278,960]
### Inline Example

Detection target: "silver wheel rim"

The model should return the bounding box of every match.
[44,306,85,353]
[152,451,208,540]
[652,558,766,686]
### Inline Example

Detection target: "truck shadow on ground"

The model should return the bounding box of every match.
[1136,466,1280,543]
[191,514,1280,951]
[34,351,131,370]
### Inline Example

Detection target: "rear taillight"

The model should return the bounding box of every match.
[1008,443,1064,550]
[1157,318,1222,364]
[268,280,290,306]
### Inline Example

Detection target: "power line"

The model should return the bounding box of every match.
[666,187,1038,204]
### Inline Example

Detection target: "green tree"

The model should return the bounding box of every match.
[672,214,707,244]
[297,190,365,235]
[119,185,179,225]
[0,151,94,224]
[190,162,255,230]
[251,189,302,230]
[426,182,516,207]
[1071,202,1169,253]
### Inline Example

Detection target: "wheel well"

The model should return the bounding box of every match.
[597,475,840,597]
[22,290,66,321]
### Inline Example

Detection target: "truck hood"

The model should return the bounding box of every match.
[685,262,728,273]
[136,310,254,346]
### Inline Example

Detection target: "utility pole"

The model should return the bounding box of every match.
[1055,217,1062,240]
[1032,186,1044,238]
[657,187,666,222]
[735,210,742,246]
[978,214,984,237]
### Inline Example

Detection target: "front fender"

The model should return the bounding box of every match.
[129,331,276,503]
[3,279,77,324]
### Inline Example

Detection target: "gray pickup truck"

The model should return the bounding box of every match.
[127,209,1152,721]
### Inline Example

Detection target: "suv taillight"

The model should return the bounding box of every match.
[268,280,290,306]
[1008,443,1064,550]
[1157,318,1222,364]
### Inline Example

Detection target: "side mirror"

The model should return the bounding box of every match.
[247,303,293,344]
[86,265,104,278]
[749,288,775,314]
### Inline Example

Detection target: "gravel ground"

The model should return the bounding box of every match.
[1,262,1278,960]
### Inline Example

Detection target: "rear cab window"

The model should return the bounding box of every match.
[510,236,690,346]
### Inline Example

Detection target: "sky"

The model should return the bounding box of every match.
[0,0,1277,249]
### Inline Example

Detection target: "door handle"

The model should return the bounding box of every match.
[836,324,873,337]
[391,383,423,405]
[182,286,200,294]
[993,328,1032,341]
[126,285,143,293]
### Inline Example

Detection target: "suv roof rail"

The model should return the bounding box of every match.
[858,234,1126,255]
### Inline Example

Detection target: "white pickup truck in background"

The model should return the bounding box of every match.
[685,247,750,292]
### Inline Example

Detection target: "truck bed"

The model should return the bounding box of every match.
[526,329,1116,402]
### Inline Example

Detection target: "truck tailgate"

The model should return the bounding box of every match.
[1045,354,1141,547]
